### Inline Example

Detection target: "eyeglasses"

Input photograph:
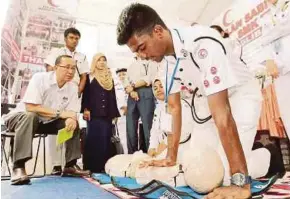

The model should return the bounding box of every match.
[58,65,77,71]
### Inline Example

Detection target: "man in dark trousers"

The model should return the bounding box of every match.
[124,58,157,154]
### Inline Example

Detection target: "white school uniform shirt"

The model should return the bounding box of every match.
[149,100,193,149]
[44,47,89,85]
[159,25,253,98]
[3,72,80,123]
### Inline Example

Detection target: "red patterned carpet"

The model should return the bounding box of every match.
[86,172,290,199]
[263,172,290,199]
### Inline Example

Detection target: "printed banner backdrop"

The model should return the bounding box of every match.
[212,0,269,44]
[1,0,27,103]
[21,11,76,66]
[212,0,271,67]
[8,0,79,102]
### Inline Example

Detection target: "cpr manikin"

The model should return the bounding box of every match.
[105,151,150,178]
[105,146,224,193]
[182,145,224,193]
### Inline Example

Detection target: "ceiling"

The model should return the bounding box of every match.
[25,0,237,69]
[26,0,236,26]
[74,0,235,26]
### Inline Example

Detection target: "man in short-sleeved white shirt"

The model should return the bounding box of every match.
[123,58,157,154]
[44,28,89,173]
[116,4,270,198]
[3,55,90,185]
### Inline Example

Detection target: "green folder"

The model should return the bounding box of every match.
[56,128,73,145]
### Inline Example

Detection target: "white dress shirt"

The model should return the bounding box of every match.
[153,25,259,138]
[124,59,158,88]
[157,26,254,97]
[3,72,80,122]
[149,100,193,149]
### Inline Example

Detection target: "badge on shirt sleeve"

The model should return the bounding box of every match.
[204,80,210,88]
[213,76,221,84]
[198,49,208,59]
[180,49,188,58]
[210,66,217,75]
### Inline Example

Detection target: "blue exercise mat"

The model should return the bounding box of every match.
[1,176,118,199]
[92,173,112,184]
[92,173,278,199]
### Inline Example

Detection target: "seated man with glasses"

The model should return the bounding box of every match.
[3,55,91,185]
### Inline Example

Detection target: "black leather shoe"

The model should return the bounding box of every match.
[62,165,91,177]
[51,166,62,176]
[11,168,31,185]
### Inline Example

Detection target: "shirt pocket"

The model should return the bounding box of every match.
[59,95,70,111]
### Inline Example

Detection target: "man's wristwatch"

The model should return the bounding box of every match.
[231,173,252,187]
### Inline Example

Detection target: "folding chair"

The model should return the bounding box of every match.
[1,103,47,181]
